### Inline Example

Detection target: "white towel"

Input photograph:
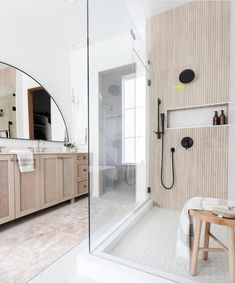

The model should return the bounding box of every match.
[12,151,34,173]
[176,197,235,262]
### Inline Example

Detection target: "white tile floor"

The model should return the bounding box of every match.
[105,206,229,283]
[1,182,230,283]
[29,202,229,283]
[90,184,136,241]
[29,240,174,283]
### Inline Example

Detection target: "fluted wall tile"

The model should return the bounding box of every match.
[148,0,230,210]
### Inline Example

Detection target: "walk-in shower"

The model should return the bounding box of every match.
[88,1,233,282]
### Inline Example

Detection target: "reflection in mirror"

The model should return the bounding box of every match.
[0,62,68,142]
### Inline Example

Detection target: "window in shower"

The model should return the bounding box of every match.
[122,74,146,165]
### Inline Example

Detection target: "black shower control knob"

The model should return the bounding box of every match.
[181,137,193,150]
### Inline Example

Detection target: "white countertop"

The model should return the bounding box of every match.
[0,151,88,155]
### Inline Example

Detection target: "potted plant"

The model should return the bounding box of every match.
[63,142,77,153]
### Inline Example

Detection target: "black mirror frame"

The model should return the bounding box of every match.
[0,61,69,143]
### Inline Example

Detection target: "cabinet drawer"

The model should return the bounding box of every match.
[77,164,88,178]
[77,180,88,194]
[77,153,88,162]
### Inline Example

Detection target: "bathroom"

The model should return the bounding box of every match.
[0,1,235,283]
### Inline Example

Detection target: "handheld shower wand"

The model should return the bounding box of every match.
[160,113,165,136]
[154,99,175,190]
[154,98,163,139]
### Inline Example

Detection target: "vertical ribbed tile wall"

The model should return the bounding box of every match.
[148,1,230,210]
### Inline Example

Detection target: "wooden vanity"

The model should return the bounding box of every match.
[0,152,88,225]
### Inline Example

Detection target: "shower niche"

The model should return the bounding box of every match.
[167,103,229,129]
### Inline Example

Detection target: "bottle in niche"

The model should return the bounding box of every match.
[219,110,226,125]
[213,111,219,125]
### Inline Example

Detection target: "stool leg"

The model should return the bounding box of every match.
[228,227,235,283]
[203,222,211,260]
[191,219,202,276]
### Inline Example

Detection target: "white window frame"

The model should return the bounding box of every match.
[122,73,145,165]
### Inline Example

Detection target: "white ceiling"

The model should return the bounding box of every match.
[0,0,87,48]
[0,0,191,48]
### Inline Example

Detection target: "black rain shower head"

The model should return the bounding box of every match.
[179,69,195,84]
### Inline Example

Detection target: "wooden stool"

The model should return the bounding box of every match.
[189,210,235,283]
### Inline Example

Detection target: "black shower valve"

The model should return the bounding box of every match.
[181,137,193,150]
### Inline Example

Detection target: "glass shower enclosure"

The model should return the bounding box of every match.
[88,0,149,254]
[87,1,235,282]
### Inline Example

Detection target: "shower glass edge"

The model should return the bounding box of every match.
[87,0,149,261]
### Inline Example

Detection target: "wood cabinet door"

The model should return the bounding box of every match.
[76,179,88,196]
[75,153,88,197]
[40,155,60,209]
[59,155,75,201]
[14,155,40,218]
[0,155,15,224]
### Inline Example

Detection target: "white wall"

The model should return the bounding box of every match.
[0,0,87,147]
[71,47,88,145]
[50,100,66,142]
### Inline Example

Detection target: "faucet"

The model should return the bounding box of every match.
[37,140,43,153]
[37,140,47,153]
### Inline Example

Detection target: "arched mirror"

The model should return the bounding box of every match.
[0,62,68,142]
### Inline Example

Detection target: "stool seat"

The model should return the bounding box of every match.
[189,209,235,283]
[189,210,235,227]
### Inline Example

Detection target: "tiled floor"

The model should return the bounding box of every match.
[29,240,175,283]
[2,185,229,283]
[0,184,135,283]
[106,206,229,283]
[90,184,136,241]
[0,197,88,283]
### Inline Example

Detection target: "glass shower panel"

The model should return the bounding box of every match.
[95,40,149,263]
[89,0,135,251]
[130,50,148,205]
[88,0,148,253]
